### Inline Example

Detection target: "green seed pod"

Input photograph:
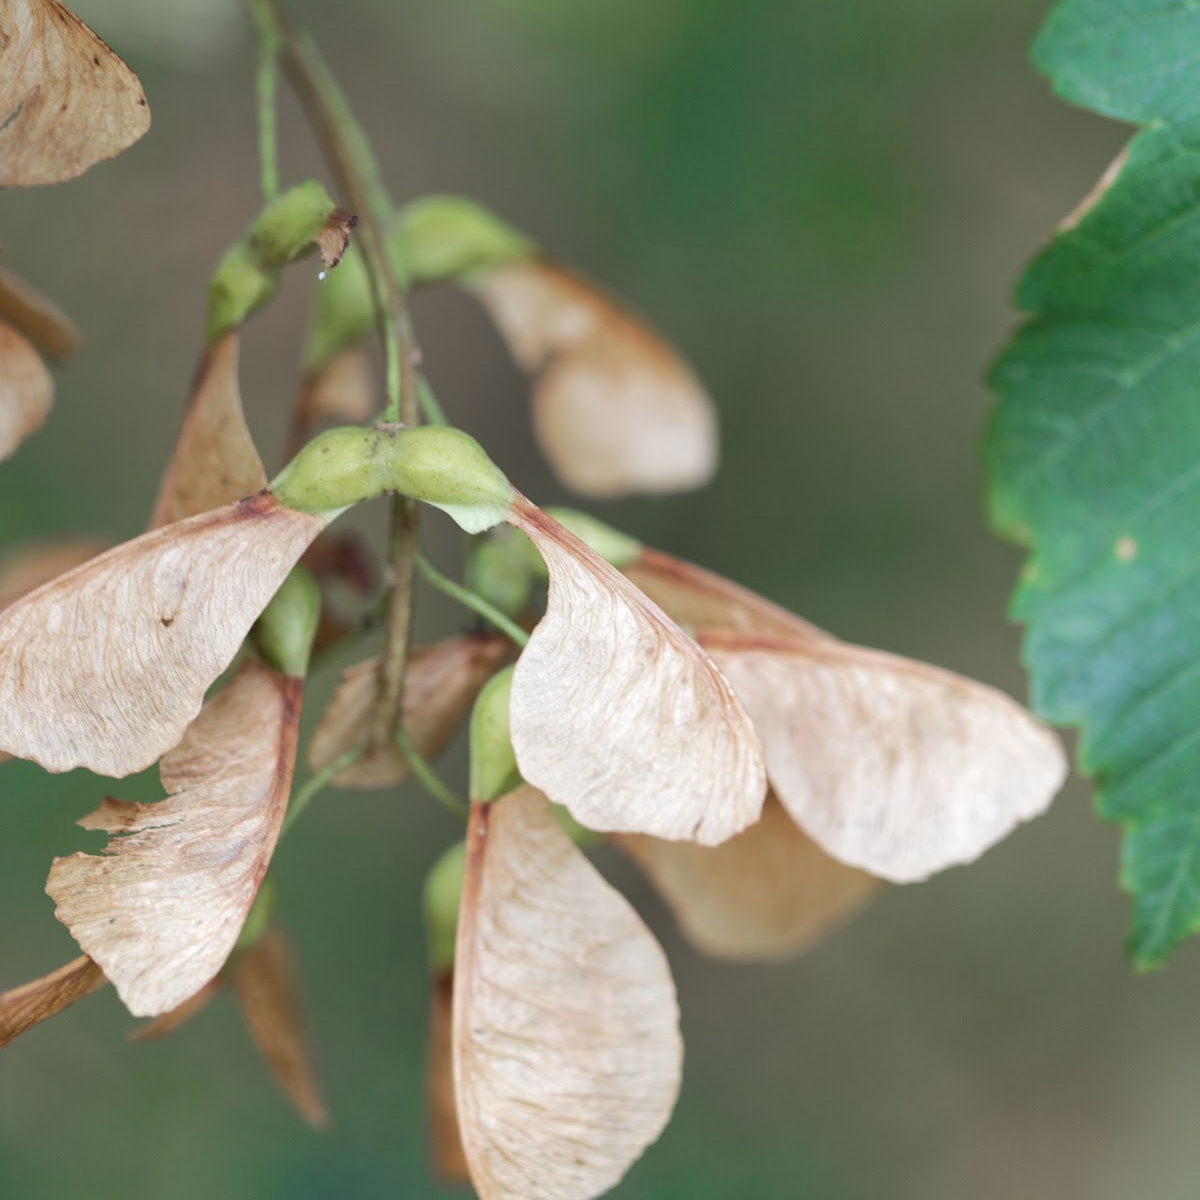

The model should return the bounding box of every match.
[270,426,398,517]
[301,242,374,375]
[207,242,278,342]
[251,565,321,678]
[392,426,515,534]
[469,667,520,803]
[391,195,534,287]
[466,532,538,621]
[271,425,514,533]
[249,179,341,267]
[423,841,467,973]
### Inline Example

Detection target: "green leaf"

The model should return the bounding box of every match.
[986,2,1200,968]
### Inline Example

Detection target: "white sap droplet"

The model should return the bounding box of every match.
[318,270,327,282]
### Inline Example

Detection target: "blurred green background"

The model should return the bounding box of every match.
[2,1,1187,1197]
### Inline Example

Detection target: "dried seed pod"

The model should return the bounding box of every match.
[0,266,82,360]
[150,331,268,528]
[0,320,52,462]
[0,0,150,186]
[47,659,303,1016]
[472,260,717,498]
[0,955,105,1049]
[454,788,681,1200]
[0,494,325,776]
[308,635,511,789]
[232,926,331,1130]
[507,497,766,846]
[619,794,879,960]
[701,631,1067,882]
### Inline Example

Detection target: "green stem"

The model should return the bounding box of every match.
[246,0,416,422]
[417,554,530,647]
[395,725,468,821]
[254,0,423,763]
[418,375,448,426]
[254,26,280,202]
[281,746,364,837]
[286,30,408,417]
[369,494,420,753]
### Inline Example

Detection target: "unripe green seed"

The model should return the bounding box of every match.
[251,565,321,678]
[270,426,515,533]
[249,179,341,266]
[423,841,466,973]
[302,242,374,374]
[208,181,347,342]
[270,427,398,516]
[469,667,520,803]
[466,533,537,620]
[392,426,515,534]
[392,195,534,286]
[207,242,278,342]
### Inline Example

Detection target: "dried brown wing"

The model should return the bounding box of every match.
[0,266,81,359]
[625,546,828,641]
[0,955,105,1048]
[454,788,681,1200]
[427,971,469,1184]
[508,499,765,846]
[130,978,221,1042]
[619,794,880,960]
[0,320,52,461]
[472,260,717,497]
[702,631,1068,883]
[0,493,325,776]
[46,660,301,1016]
[0,0,150,186]
[150,331,268,528]
[307,635,511,789]
[232,926,330,1130]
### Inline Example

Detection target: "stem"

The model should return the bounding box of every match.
[250,0,415,421]
[418,375,448,426]
[395,725,468,820]
[281,746,363,837]
[369,493,420,753]
[417,554,530,647]
[255,29,280,202]
[251,0,424,758]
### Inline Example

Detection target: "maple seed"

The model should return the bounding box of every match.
[0,955,105,1049]
[0,494,326,776]
[308,635,511,788]
[271,425,515,533]
[505,497,766,845]
[46,658,303,1017]
[0,0,151,186]
[150,329,268,528]
[232,927,332,1130]
[453,788,682,1200]
[468,667,520,803]
[702,631,1068,882]
[0,265,82,360]
[0,320,53,462]
[619,794,880,961]
[472,260,718,498]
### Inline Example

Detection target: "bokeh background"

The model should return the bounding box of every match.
[1,1,1188,1197]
